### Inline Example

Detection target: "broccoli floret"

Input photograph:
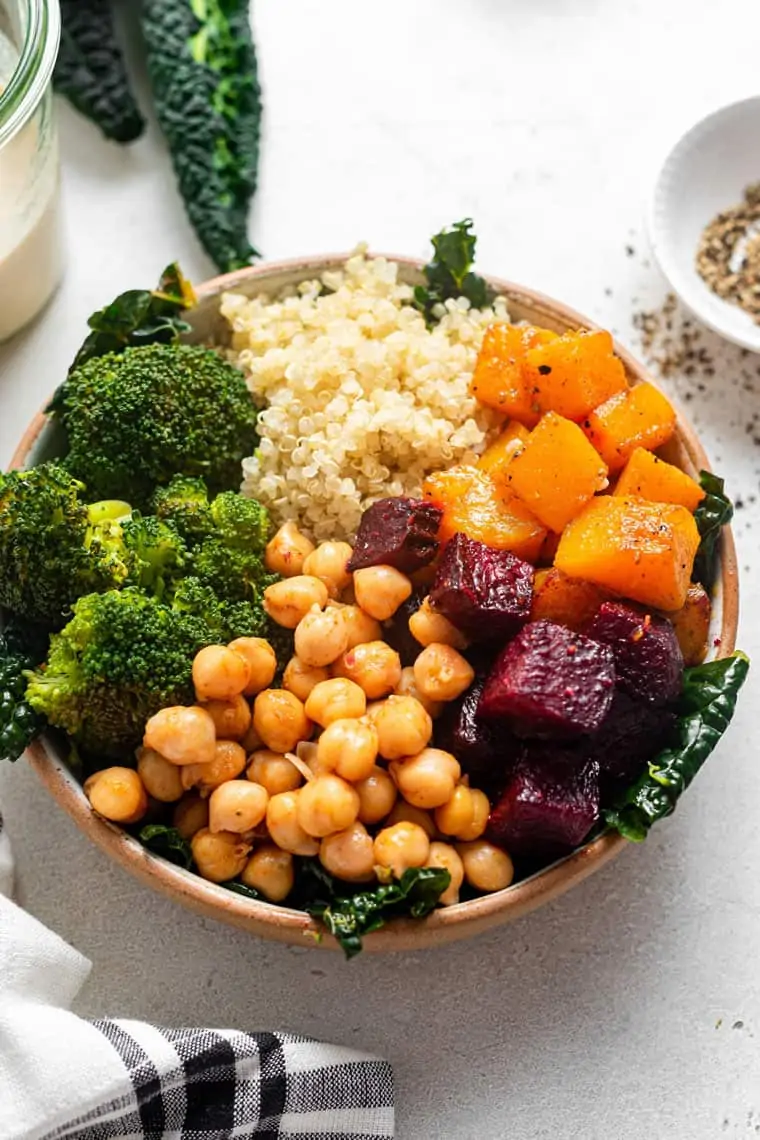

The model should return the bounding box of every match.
[121,515,186,600]
[209,492,271,554]
[172,577,269,643]
[151,476,213,543]
[53,343,257,509]
[192,539,276,604]
[0,464,135,625]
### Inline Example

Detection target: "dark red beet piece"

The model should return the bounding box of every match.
[434,675,521,777]
[347,497,442,573]
[584,601,683,706]
[487,750,600,857]
[429,532,533,640]
[478,620,615,737]
[588,690,677,798]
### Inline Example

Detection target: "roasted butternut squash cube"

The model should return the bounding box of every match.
[423,465,547,563]
[530,567,611,632]
[469,324,557,427]
[583,382,676,472]
[505,412,609,533]
[477,421,530,480]
[522,329,628,422]
[666,583,711,666]
[555,495,700,611]
[614,447,705,512]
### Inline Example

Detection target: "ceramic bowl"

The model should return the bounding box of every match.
[648,94,760,352]
[12,256,739,952]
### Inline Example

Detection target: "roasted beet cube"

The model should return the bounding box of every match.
[584,601,683,706]
[348,497,442,573]
[434,675,521,777]
[429,533,533,640]
[588,690,676,797]
[478,620,615,737]
[487,750,600,857]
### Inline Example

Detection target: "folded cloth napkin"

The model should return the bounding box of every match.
[0,810,394,1140]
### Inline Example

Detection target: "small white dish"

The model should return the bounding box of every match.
[648,94,760,352]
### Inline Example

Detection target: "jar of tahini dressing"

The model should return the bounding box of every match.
[0,0,62,342]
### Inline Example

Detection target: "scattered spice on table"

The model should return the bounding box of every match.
[695,182,760,322]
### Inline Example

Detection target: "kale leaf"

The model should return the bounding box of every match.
[413,219,492,325]
[300,860,451,959]
[223,881,261,901]
[693,471,734,590]
[0,619,47,764]
[604,651,749,841]
[139,824,193,869]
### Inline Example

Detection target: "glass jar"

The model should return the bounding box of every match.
[0,0,61,342]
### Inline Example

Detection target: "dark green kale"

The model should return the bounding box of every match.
[54,0,145,143]
[141,0,262,272]
[62,264,195,375]
[693,471,734,590]
[413,219,492,325]
[298,860,451,959]
[139,824,193,869]
[604,651,749,841]
[0,620,47,763]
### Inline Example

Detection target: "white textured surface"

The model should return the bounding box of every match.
[1,2,760,1136]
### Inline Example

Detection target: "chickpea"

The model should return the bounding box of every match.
[426,841,465,906]
[181,740,247,794]
[191,828,251,883]
[373,822,430,879]
[282,656,330,703]
[240,721,263,754]
[456,787,490,842]
[227,637,277,696]
[355,765,398,825]
[302,541,353,597]
[296,773,360,838]
[247,749,302,795]
[266,790,319,856]
[458,840,514,893]
[320,821,376,882]
[409,597,469,650]
[353,565,413,621]
[193,644,250,702]
[173,794,209,839]
[203,695,252,741]
[385,799,437,838]
[263,575,329,629]
[394,666,444,718]
[253,689,311,754]
[316,718,379,783]
[413,643,475,703]
[84,767,148,824]
[137,747,184,803]
[265,521,315,578]
[340,604,383,650]
[209,780,269,834]
[144,705,216,767]
[390,748,461,810]
[294,606,349,667]
[304,678,366,727]
[333,641,401,700]
[372,695,432,760]
[241,845,294,902]
[434,784,487,840]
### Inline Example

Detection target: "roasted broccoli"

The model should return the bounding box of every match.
[51,343,258,509]
[152,476,213,543]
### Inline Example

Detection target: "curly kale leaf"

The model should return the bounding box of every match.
[54,0,145,143]
[693,471,734,590]
[139,824,193,869]
[413,219,492,325]
[298,860,451,959]
[604,651,749,841]
[141,0,262,272]
[0,620,47,763]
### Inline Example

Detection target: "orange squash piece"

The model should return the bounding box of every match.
[555,495,700,611]
[505,412,609,533]
[423,465,547,562]
[530,567,611,632]
[583,382,676,472]
[666,583,712,666]
[477,421,530,480]
[522,329,628,422]
[469,324,557,427]
[614,447,705,512]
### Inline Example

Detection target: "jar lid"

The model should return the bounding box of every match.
[0,0,60,148]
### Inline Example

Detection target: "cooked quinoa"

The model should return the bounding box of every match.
[221,248,509,541]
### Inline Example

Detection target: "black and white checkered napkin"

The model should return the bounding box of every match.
[0,811,394,1140]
